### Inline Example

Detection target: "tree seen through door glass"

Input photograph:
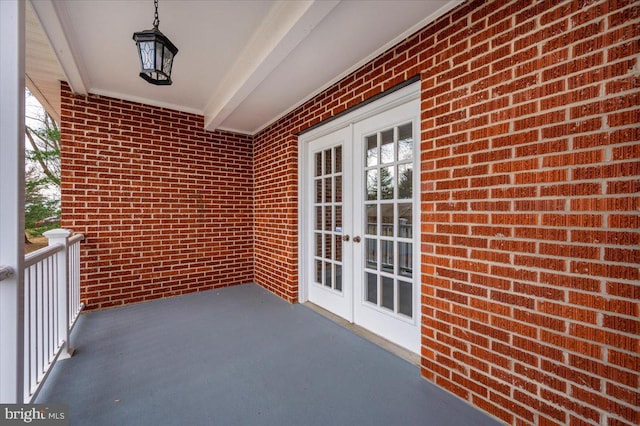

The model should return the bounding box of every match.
[367,169,378,200]
[366,135,378,167]
[398,164,412,199]
[380,166,394,199]
[398,123,412,161]
[380,129,394,164]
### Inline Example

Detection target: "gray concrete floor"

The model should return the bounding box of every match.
[36,283,502,426]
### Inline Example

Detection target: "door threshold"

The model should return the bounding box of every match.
[303,301,420,366]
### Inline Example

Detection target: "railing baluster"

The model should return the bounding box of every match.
[48,257,52,363]
[25,266,31,398]
[36,260,42,384]
[20,230,84,402]
[44,257,49,369]
[31,264,36,398]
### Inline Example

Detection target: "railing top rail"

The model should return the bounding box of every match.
[24,243,64,268]
[0,265,13,282]
[69,233,85,245]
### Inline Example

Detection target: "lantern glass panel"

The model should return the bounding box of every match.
[139,41,155,70]
[163,46,174,75]
[155,41,163,73]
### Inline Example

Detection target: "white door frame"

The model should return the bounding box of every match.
[298,81,420,304]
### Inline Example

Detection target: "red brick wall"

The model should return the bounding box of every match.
[60,84,253,310]
[254,1,639,425]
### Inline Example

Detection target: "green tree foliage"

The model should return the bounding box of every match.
[25,90,60,238]
[25,101,60,188]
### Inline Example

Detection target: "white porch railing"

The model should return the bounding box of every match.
[22,229,84,402]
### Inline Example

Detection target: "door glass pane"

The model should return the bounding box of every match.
[324,206,332,230]
[398,280,412,317]
[315,206,322,230]
[324,149,332,175]
[335,205,342,229]
[335,176,342,202]
[380,204,394,237]
[315,260,322,284]
[398,163,412,199]
[366,273,377,304]
[324,234,332,259]
[398,123,413,161]
[366,204,377,235]
[315,233,322,257]
[381,129,394,164]
[335,235,342,262]
[335,265,342,291]
[381,276,394,311]
[381,166,394,199]
[324,262,332,287]
[324,177,332,203]
[366,135,378,167]
[315,179,322,203]
[315,152,323,176]
[398,242,412,278]
[367,169,378,200]
[366,238,377,269]
[398,204,412,238]
[335,146,342,173]
[381,241,394,273]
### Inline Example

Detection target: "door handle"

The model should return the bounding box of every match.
[342,235,350,242]
[353,236,361,243]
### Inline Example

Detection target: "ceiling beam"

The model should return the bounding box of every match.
[29,0,89,95]
[25,75,60,123]
[203,0,340,131]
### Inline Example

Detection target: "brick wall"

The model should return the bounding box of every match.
[60,84,253,310]
[254,1,639,425]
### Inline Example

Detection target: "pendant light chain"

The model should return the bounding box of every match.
[153,0,160,29]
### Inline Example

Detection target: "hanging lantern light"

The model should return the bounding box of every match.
[133,0,178,85]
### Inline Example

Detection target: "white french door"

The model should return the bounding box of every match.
[305,127,353,320]
[300,83,420,353]
[352,100,420,353]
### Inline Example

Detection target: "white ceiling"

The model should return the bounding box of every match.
[27,0,461,135]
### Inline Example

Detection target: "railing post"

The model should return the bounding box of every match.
[43,229,74,359]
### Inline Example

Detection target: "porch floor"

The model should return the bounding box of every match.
[36,283,501,426]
